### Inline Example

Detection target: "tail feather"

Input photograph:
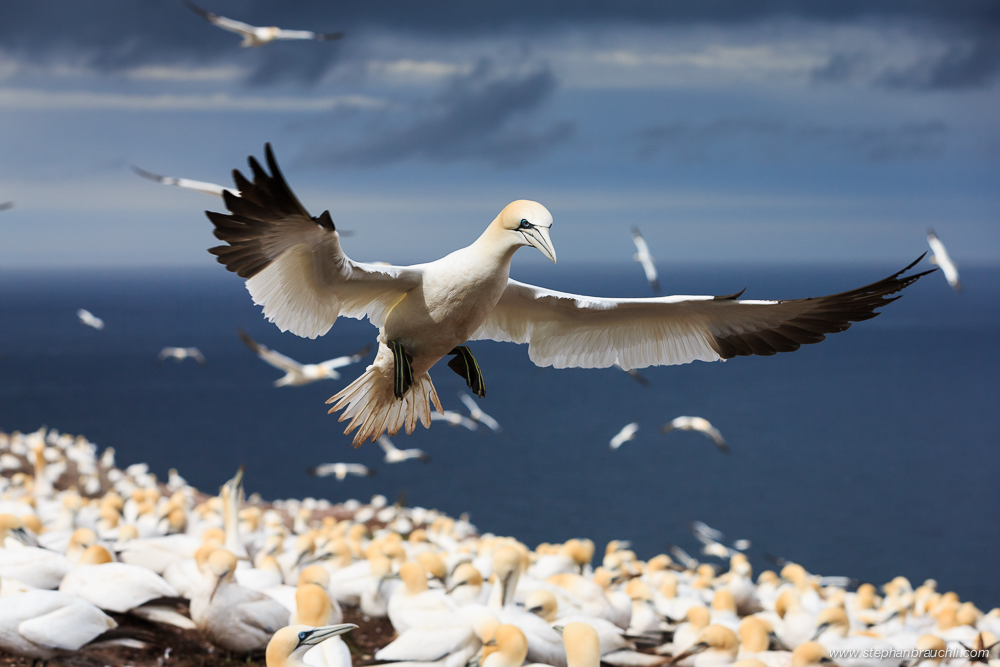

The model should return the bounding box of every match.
[328,366,441,447]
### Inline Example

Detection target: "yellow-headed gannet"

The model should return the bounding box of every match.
[265,624,358,667]
[77,309,104,330]
[459,391,502,432]
[631,227,660,292]
[484,625,530,667]
[377,436,431,464]
[926,230,961,292]
[240,330,370,387]
[307,462,376,480]
[670,625,740,667]
[132,165,237,197]
[609,423,640,451]
[663,417,728,454]
[562,622,602,667]
[157,347,207,366]
[185,2,344,47]
[204,145,931,446]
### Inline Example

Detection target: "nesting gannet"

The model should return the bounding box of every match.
[0,202,12,212]
[58,545,179,613]
[185,2,344,47]
[609,423,640,451]
[307,463,376,480]
[132,165,237,198]
[265,624,358,667]
[926,230,961,292]
[157,347,207,365]
[631,227,661,292]
[77,309,104,330]
[240,330,370,387]
[204,146,930,446]
[662,417,728,454]
[484,625,530,667]
[377,436,431,464]
[386,561,455,633]
[670,625,740,667]
[0,580,117,660]
[431,410,479,430]
[562,622,602,667]
[459,391,502,432]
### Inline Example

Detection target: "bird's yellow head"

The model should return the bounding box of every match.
[496,200,556,263]
[266,624,358,666]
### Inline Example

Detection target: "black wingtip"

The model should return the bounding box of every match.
[306,467,319,477]
[183,0,213,20]
[714,288,747,301]
[419,454,432,464]
[366,468,377,477]
[316,31,345,41]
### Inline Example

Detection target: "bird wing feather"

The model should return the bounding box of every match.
[207,145,421,339]
[18,599,115,651]
[238,331,302,373]
[473,257,931,370]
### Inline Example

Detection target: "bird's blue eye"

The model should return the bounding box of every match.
[298,632,308,641]
[519,219,532,229]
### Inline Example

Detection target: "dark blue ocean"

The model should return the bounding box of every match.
[1,263,997,606]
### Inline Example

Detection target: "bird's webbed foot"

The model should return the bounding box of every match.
[389,340,414,399]
[447,345,486,397]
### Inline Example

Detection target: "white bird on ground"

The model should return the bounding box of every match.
[377,436,431,464]
[609,423,640,451]
[185,2,344,47]
[431,410,479,431]
[157,347,207,365]
[203,145,931,447]
[265,624,358,667]
[662,417,729,454]
[132,165,237,197]
[77,309,104,330]
[631,227,660,292]
[307,463,376,480]
[0,202,12,212]
[58,545,179,614]
[926,230,961,292]
[240,330,370,387]
[459,391,502,432]
[0,582,117,660]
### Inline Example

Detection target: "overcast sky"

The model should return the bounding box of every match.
[0,1,997,268]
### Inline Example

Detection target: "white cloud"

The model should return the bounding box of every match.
[123,65,246,81]
[367,58,473,81]
[0,88,386,112]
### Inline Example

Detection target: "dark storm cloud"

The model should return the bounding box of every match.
[638,118,948,163]
[1,1,998,88]
[304,64,574,167]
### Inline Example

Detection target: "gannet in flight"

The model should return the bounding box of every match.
[662,416,728,453]
[926,230,961,292]
[204,145,931,447]
[0,202,12,212]
[157,347,207,366]
[459,391,502,432]
[307,463,376,480]
[631,227,660,292]
[376,436,430,464]
[613,360,650,386]
[239,330,370,387]
[132,165,237,198]
[430,410,479,430]
[185,2,344,48]
[609,423,640,450]
[76,309,104,330]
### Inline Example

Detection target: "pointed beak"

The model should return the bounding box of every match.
[671,642,709,664]
[298,623,358,647]
[812,623,831,641]
[522,225,556,264]
[209,571,228,602]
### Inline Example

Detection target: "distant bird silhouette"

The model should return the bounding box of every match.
[662,416,728,453]
[376,436,430,464]
[0,202,13,212]
[184,1,344,47]
[157,347,207,366]
[240,330,369,387]
[609,422,640,450]
[613,360,649,386]
[307,463,376,480]
[926,229,961,292]
[76,309,104,330]
[132,165,236,198]
[458,391,502,432]
[631,227,660,292]
[431,410,479,431]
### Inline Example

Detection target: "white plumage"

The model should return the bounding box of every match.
[662,416,728,453]
[631,227,660,292]
[76,309,104,330]
[609,423,640,451]
[240,330,369,386]
[0,588,117,659]
[185,2,344,47]
[926,229,961,292]
[307,462,375,480]
[377,436,431,464]
[132,165,236,197]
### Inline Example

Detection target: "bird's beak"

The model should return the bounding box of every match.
[671,642,709,664]
[209,571,229,602]
[812,623,831,641]
[297,623,358,647]
[522,225,557,264]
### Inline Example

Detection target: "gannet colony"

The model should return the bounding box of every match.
[0,427,995,667]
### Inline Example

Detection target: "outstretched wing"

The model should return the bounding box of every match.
[473,257,932,370]
[184,1,257,35]
[207,145,421,338]
[238,329,302,373]
[273,28,345,41]
[0,202,13,211]
[319,344,372,371]
[132,165,235,197]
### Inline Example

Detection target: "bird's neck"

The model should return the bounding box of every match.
[470,221,521,268]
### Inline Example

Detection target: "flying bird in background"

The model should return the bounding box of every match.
[157,347,207,366]
[185,2,344,47]
[926,229,961,292]
[631,227,660,292]
[0,202,13,212]
[76,309,104,330]
[609,422,640,450]
[662,416,729,453]
[458,391,502,432]
[132,165,236,198]
[307,463,376,480]
[239,330,369,387]
[204,145,931,447]
[376,436,430,464]
[613,360,650,386]
[430,410,479,431]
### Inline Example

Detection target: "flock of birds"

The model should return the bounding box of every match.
[0,427,996,667]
